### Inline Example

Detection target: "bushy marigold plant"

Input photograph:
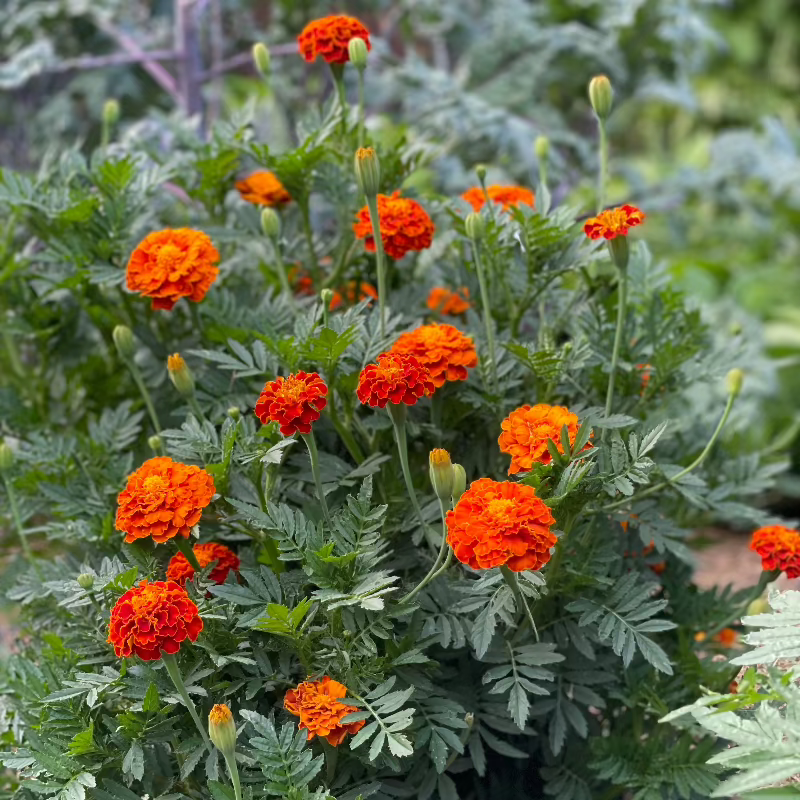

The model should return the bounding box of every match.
[0,19,790,800]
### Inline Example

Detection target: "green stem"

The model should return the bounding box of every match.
[301,431,333,529]
[365,195,387,337]
[388,404,430,539]
[501,565,539,642]
[597,119,608,214]
[175,537,202,571]
[399,500,451,604]
[2,475,38,573]
[2,329,24,378]
[126,360,162,434]
[333,73,348,134]
[328,397,365,464]
[222,752,242,800]
[471,240,498,393]
[603,391,737,512]
[188,393,207,424]
[356,70,366,148]
[300,201,320,280]
[161,652,212,751]
[270,237,294,306]
[603,266,627,423]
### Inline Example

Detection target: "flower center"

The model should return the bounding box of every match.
[155,244,185,275]
[598,208,630,234]
[487,498,514,521]
[142,475,168,500]
[280,378,307,403]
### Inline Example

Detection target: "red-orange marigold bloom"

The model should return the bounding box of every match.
[235,171,291,207]
[329,281,378,311]
[390,324,478,389]
[284,676,366,746]
[583,204,645,241]
[446,478,556,572]
[126,228,220,311]
[637,363,653,393]
[108,580,203,661]
[353,191,435,260]
[166,542,240,586]
[254,372,328,436]
[462,185,535,212]
[357,353,435,408]
[498,404,587,475]
[297,15,371,65]
[288,266,315,296]
[116,457,216,545]
[427,287,471,316]
[750,525,800,578]
[713,628,738,647]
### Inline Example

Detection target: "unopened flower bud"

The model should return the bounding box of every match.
[730,322,743,336]
[167,353,195,396]
[465,212,485,242]
[451,464,467,503]
[354,147,381,196]
[261,207,281,239]
[348,37,368,70]
[475,165,487,183]
[148,435,163,452]
[588,75,613,120]
[429,449,454,501]
[112,325,135,360]
[0,442,13,472]
[726,368,744,398]
[746,596,770,616]
[534,136,550,161]
[227,406,241,420]
[208,704,237,756]
[608,236,629,271]
[252,43,271,77]
[320,288,334,309]
[103,99,120,127]
[77,573,94,590]
[465,712,475,728]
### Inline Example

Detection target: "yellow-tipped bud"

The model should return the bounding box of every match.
[261,207,281,239]
[354,147,381,196]
[465,212,485,242]
[746,596,770,616]
[167,353,195,396]
[588,75,613,120]
[77,573,95,590]
[726,368,744,398]
[320,288,334,309]
[0,442,13,472]
[103,99,120,127]
[475,164,487,183]
[451,464,467,503]
[208,704,237,756]
[112,325,135,360]
[252,43,271,77]
[429,449,454,501]
[148,435,163,452]
[348,37,368,70]
[534,136,550,162]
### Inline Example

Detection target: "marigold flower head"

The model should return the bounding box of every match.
[637,363,653,393]
[583,204,645,241]
[357,353,435,408]
[254,372,328,436]
[462,185,535,212]
[288,266,314,296]
[446,478,556,572]
[126,228,220,311]
[107,580,203,661]
[166,542,240,586]
[751,525,800,578]
[329,280,378,311]
[116,457,215,545]
[498,404,587,475]
[427,287,471,316]
[235,171,291,207]
[284,676,366,746]
[297,15,371,65]
[714,628,738,648]
[390,324,478,389]
[353,191,435,260]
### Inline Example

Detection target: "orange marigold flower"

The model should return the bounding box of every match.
[427,287,471,316]
[284,676,366,746]
[498,404,588,475]
[329,280,378,311]
[357,352,435,408]
[713,628,738,647]
[116,457,215,545]
[108,580,203,661]
[288,266,315,296]
[446,478,556,572]
[297,15,371,65]
[166,542,240,586]
[353,191,435,260]
[462,185,535,212]
[637,363,653,392]
[583,204,645,241]
[750,525,800,578]
[390,324,478,389]
[235,171,291,207]
[126,228,220,311]
[254,372,328,436]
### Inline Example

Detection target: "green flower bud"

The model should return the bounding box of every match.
[261,207,281,239]
[607,236,629,271]
[534,135,550,161]
[451,464,467,504]
[588,75,613,120]
[167,353,195,396]
[730,321,743,336]
[354,147,381,196]
[252,43,271,77]
[465,212,485,242]
[320,288,334,309]
[103,99,120,127]
[746,596,770,616]
[112,325,135,360]
[77,573,95,590]
[227,406,241,420]
[475,164,487,183]
[429,449,454,501]
[148,435,163,452]
[726,368,744,398]
[208,704,237,756]
[348,37,368,70]
[0,442,14,472]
